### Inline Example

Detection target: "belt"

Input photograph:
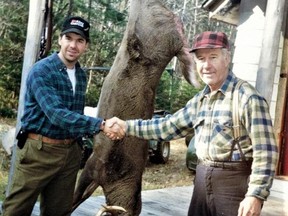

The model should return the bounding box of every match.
[28,133,75,145]
[198,159,252,170]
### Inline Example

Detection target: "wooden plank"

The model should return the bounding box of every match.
[27,186,193,216]
[139,186,192,215]
[71,196,106,216]
[274,1,288,176]
[262,195,288,216]
[69,186,193,216]
[1,183,287,216]
[255,0,286,104]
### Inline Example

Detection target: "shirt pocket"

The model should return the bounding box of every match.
[212,117,232,133]
[211,117,234,148]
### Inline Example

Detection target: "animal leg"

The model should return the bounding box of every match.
[72,154,100,211]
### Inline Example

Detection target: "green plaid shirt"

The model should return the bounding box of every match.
[126,71,278,200]
[21,52,103,139]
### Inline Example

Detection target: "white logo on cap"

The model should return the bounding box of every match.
[70,19,84,28]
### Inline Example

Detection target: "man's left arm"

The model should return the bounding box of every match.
[239,94,279,215]
[244,95,278,199]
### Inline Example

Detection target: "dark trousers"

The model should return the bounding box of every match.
[188,164,251,216]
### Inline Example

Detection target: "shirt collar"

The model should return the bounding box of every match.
[199,71,238,101]
[50,52,81,71]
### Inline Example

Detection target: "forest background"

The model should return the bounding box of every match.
[0,0,236,118]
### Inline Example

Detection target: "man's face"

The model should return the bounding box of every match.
[194,48,230,92]
[58,32,88,68]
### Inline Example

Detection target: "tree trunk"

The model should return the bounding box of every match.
[6,0,46,196]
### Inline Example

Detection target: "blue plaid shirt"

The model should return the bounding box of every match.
[126,71,278,200]
[21,52,103,139]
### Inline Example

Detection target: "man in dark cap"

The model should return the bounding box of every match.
[106,31,279,216]
[61,16,90,42]
[1,16,124,215]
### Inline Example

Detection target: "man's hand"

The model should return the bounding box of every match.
[102,117,126,140]
[238,196,263,216]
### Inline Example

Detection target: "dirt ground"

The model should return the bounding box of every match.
[88,138,195,196]
[142,138,195,190]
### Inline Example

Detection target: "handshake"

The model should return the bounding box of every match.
[101,117,127,140]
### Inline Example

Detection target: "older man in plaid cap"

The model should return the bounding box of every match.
[107,31,278,216]
[185,31,278,216]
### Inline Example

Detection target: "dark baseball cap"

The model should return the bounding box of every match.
[190,31,229,52]
[61,16,90,41]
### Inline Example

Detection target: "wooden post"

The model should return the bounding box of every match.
[6,0,46,196]
[274,0,288,175]
[255,0,286,104]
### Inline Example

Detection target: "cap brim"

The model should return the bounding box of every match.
[61,28,88,40]
[189,45,224,53]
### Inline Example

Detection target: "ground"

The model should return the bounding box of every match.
[143,138,194,190]
[0,118,195,200]
[79,138,195,196]
[0,118,15,200]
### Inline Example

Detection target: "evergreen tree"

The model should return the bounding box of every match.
[0,0,235,116]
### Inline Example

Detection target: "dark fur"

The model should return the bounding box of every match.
[73,1,198,215]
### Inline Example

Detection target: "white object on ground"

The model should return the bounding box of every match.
[1,127,16,155]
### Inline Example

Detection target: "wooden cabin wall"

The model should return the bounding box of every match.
[231,0,283,121]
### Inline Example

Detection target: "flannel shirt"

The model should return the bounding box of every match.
[21,52,103,139]
[126,71,278,200]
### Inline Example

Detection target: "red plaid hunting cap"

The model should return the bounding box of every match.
[190,31,230,52]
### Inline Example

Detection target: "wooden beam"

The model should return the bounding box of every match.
[255,0,286,104]
[202,0,241,25]
[274,0,288,175]
[6,0,46,196]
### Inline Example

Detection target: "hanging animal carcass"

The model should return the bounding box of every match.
[73,0,199,215]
